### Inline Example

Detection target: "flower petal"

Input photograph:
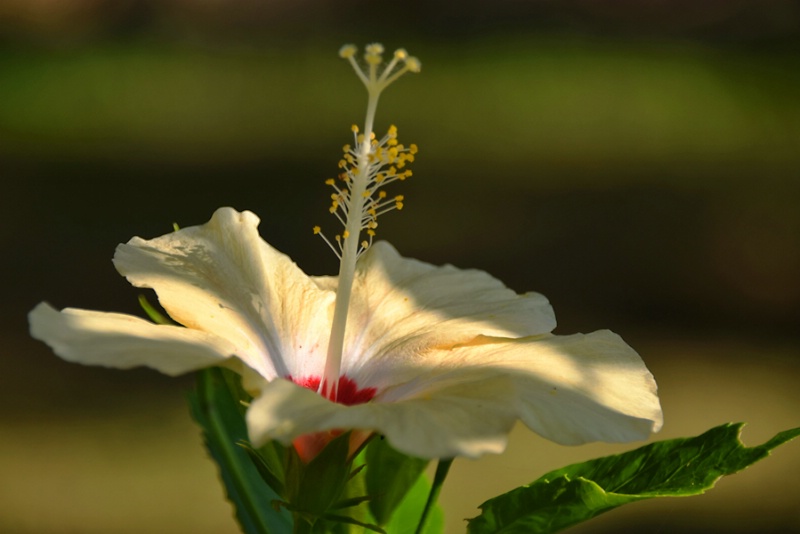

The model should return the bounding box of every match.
[246,330,661,459]
[509,331,663,445]
[113,207,334,381]
[383,330,663,445]
[246,377,519,459]
[29,303,236,376]
[322,241,557,382]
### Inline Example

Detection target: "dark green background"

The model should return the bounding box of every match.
[2,2,799,532]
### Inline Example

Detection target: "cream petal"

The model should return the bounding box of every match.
[29,303,236,376]
[246,377,520,459]
[246,330,661,459]
[382,330,663,445]
[113,207,334,381]
[332,241,557,382]
[509,331,663,444]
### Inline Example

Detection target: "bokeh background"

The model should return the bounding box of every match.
[2,1,799,532]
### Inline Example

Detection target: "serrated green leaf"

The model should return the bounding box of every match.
[189,367,292,534]
[467,423,800,534]
[365,437,429,525]
[239,441,286,497]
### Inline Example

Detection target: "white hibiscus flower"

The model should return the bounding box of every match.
[29,43,661,463]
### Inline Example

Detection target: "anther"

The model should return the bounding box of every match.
[339,44,357,59]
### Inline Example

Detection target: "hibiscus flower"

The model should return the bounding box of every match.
[30,206,662,460]
[29,43,661,464]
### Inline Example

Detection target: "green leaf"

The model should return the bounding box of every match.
[293,432,354,515]
[239,441,286,497]
[467,423,800,534]
[384,472,444,534]
[365,437,429,525]
[189,367,292,534]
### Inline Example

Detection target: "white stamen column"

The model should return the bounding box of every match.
[319,44,420,401]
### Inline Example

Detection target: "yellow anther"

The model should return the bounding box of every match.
[365,43,384,64]
[405,170,413,177]
[405,56,421,73]
[339,44,357,58]
[366,43,385,55]
[313,226,321,234]
[321,44,420,268]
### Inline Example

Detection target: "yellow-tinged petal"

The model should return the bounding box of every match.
[314,241,556,385]
[29,303,235,376]
[112,207,335,381]
[246,330,661,459]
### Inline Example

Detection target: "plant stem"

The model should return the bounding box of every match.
[415,458,453,534]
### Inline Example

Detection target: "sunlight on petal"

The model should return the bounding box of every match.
[29,303,236,376]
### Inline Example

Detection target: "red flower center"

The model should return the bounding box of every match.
[288,375,377,405]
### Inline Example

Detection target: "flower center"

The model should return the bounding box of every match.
[314,43,420,402]
[289,375,377,406]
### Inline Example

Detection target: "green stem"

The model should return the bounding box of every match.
[415,458,453,534]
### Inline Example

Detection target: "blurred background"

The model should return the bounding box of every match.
[2,1,799,532]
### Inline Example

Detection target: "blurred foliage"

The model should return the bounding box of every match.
[1,37,799,181]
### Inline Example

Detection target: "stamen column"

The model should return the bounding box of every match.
[318,44,420,401]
